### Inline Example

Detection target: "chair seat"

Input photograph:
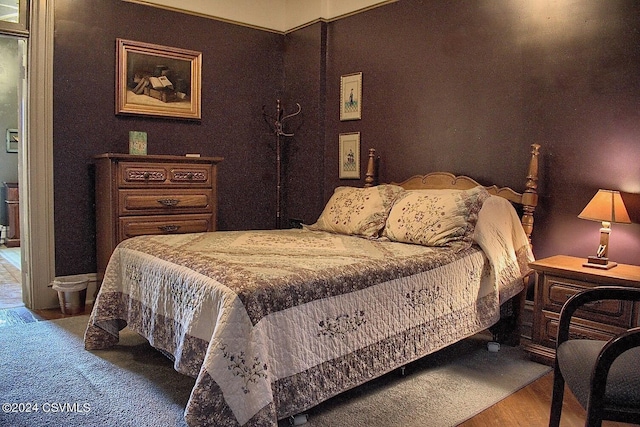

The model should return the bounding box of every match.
[557,339,640,411]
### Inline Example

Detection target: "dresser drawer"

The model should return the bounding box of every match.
[118,162,212,187]
[118,189,213,215]
[119,214,213,240]
[542,276,633,328]
[540,310,624,348]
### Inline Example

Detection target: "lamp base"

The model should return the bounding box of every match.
[583,256,617,270]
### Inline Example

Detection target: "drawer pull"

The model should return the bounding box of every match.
[125,170,166,181]
[158,225,180,233]
[157,198,180,207]
[173,171,205,181]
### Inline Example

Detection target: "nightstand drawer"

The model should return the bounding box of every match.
[540,310,624,348]
[118,189,213,215]
[119,214,213,240]
[543,276,633,328]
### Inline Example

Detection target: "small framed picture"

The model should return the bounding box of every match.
[6,129,18,153]
[129,131,147,155]
[340,72,362,121]
[339,132,360,179]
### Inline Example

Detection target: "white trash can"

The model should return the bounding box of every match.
[52,278,88,315]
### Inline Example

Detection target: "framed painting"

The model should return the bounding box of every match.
[115,39,202,120]
[6,129,18,153]
[340,72,362,121]
[339,132,360,179]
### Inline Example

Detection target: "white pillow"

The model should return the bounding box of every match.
[383,186,490,247]
[306,184,405,238]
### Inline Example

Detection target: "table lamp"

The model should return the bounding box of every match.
[578,189,631,269]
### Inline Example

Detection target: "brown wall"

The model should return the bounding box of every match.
[52,0,640,276]
[319,0,640,265]
[281,23,328,226]
[53,0,284,275]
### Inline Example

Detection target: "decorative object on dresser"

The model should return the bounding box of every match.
[94,153,223,289]
[525,255,640,366]
[578,189,631,269]
[128,131,147,155]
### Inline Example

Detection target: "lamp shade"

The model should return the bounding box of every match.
[578,189,631,224]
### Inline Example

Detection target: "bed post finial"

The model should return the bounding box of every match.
[364,148,377,187]
[521,143,540,247]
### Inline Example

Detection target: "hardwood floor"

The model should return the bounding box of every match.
[459,371,637,427]
[0,245,22,309]
[0,304,90,327]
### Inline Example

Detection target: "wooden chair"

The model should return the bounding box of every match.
[549,286,640,427]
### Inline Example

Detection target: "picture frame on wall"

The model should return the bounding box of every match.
[340,72,362,121]
[115,38,202,120]
[339,132,360,179]
[6,129,18,153]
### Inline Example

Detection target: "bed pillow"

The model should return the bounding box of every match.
[306,184,405,238]
[383,186,490,247]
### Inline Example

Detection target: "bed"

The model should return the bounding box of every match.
[85,143,541,426]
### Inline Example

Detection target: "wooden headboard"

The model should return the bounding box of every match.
[364,144,541,245]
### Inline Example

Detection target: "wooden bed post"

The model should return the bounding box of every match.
[499,143,540,347]
[520,143,540,248]
[364,148,378,187]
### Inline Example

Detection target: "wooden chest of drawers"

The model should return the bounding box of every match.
[94,153,223,285]
[525,255,640,365]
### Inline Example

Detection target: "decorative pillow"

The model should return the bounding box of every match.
[383,186,490,248]
[306,184,405,238]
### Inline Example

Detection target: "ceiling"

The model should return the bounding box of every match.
[125,0,396,33]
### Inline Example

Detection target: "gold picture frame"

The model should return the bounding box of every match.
[340,72,362,121]
[339,132,360,179]
[116,39,202,120]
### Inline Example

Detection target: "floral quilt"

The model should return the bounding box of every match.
[85,196,532,426]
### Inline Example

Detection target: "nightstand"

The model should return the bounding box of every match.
[525,255,640,365]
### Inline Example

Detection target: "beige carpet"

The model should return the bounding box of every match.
[0,315,550,427]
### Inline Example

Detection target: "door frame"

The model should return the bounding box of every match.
[20,0,55,309]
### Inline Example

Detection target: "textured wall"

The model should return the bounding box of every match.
[281,22,328,227]
[317,0,640,264]
[53,0,284,275]
[52,0,640,276]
